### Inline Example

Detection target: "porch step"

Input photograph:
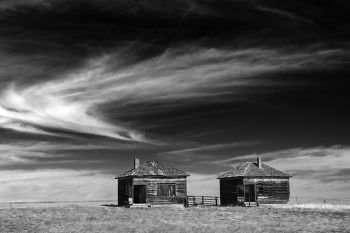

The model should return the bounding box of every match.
[130,204,151,208]
[243,202,259,207]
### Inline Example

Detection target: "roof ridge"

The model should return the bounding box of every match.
[217,160,290,179]
[116,160,189,178]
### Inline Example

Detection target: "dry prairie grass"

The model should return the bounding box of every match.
[0,202,349,233]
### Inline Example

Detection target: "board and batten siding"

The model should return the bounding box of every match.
[133,177,187,205]
[244,178,290,204]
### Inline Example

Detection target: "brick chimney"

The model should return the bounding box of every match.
[257,157,262,169]
[134,157,140,169]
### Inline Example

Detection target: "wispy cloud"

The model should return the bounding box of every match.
[0,46,345,142]
[213,145,347,165]
[0,0,47,10]
[256,6,315,25]
[0,142,58,166]
[159,140,260,160]
[266,146,350,174]
[0,140,146,166]
[0,117,57,136]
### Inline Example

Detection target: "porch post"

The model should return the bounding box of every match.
[130,178,134,205]
[243,184,245,206]
[255,183,258,205]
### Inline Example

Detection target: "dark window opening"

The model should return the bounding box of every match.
[258,187,264,195]
[157,183,176,197]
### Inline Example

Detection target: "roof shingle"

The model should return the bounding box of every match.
[115,161,189,178]
[217,162,290,179]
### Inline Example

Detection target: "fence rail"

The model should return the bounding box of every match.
[186,195,220,207]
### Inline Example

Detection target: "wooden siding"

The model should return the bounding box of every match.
[133,177,187,205]
[219,177,290,205]
[244,178,290,204]
[219,178,242,205]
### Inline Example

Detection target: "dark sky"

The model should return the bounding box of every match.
[0,0,350,201]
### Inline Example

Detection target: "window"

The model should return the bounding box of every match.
[157,183,176,197]
[258,187,264,195]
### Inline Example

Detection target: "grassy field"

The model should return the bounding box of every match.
[0,202,349,233]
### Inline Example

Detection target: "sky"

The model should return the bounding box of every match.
[0,0,350,202]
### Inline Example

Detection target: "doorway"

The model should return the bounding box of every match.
[244,184,256,202]
[237,184,256,203]
[133,185,146,203]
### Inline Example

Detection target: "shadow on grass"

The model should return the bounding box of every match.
[101,204,119,207]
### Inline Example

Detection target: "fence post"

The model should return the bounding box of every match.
[215,197,218,206]
[202,196,204,205]
[193,196,196,206]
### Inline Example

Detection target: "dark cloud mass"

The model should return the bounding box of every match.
[0,0,350,201]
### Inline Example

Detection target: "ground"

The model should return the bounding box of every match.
[0,202,349,233]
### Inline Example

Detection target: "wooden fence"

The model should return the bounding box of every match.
[186,196,220,207]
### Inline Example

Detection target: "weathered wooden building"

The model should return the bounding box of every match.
[218,158,291,206]
[115,158,189,206]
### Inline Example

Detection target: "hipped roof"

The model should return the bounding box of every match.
[115,161,189,179]
[217,161,290,179]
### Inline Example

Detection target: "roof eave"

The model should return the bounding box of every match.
[116,174,189,179]
[217,175,291,179]
[217,175,244,179]
[243,175,291,178]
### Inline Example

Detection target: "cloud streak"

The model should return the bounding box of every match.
[0,140,148,167]
[159,140,260,161]
[0,46,346,142]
